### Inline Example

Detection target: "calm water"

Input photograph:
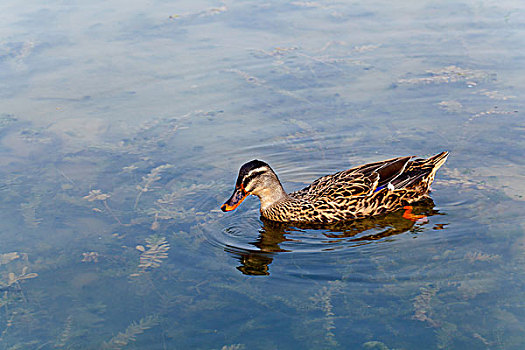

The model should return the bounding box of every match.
[1,0,524,349]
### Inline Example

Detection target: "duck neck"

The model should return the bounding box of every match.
[255,183,289,212]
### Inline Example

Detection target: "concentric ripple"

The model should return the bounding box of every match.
[202,198,450,276]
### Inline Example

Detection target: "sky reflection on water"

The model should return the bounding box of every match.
[1,0,524,348]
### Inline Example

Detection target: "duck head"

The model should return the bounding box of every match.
[221,160,288,212]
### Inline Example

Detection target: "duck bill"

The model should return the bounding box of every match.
[221,188,249,212]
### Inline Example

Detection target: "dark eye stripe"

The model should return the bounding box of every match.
[242,170,266,188]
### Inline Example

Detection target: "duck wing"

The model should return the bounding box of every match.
[391,151,449,190]
[290,156,412,200]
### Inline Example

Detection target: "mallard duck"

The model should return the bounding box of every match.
[221,152,449,223]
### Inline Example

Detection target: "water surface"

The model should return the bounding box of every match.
[1,0,524,349]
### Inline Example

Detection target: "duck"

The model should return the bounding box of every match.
[221,152,449,223]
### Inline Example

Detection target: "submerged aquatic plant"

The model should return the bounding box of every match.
[221,344,245,350]
[2,267,38,288]
[0,252,39,346]
[102,315,159,349]
[134,164,174,209]
[0,252,38,289]
[362,341,392,350]
[84,189,111,202]
[130,236,170,277]
[435,322,459,349]
[83,189,127,226]
[54,315,73,349]
[20,198,42,228]
[81,252,100,263]
[412,285,439,327]
[468,108,516,121]
[476,89,515,101]
[83,164,174,227]
[465,251,500,263]
[438,100,464,114]
[0,253,20,266]
[310,281,343,347]
[168,5,227,21]
[397,65,492,86]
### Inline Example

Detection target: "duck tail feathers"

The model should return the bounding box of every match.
[427,151,449,176]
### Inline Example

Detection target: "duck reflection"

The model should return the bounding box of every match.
[226,198,443,276]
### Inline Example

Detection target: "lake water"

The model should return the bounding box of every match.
[1,0,524,349]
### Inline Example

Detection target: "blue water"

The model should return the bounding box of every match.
[1,0,524,348]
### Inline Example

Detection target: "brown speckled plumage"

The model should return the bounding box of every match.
[222,152,449,223]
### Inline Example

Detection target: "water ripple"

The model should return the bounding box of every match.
[203,198,447,276]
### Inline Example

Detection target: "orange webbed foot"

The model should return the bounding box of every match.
[403,206,428,223]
